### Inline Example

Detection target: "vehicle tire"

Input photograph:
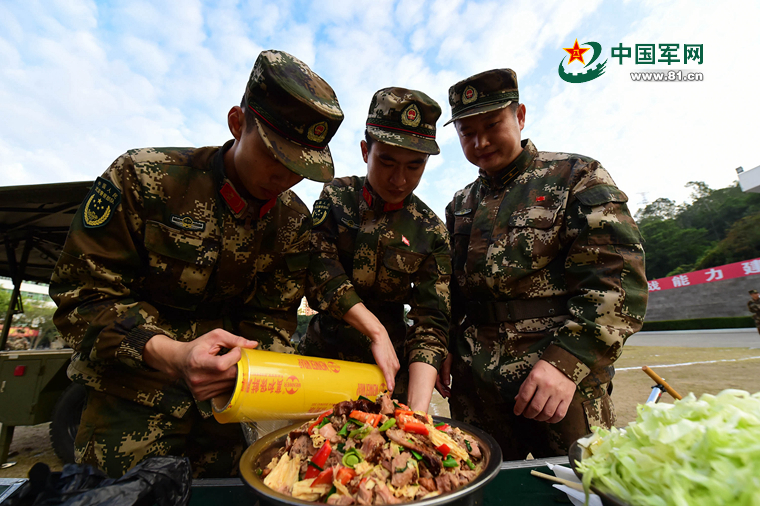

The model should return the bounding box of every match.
[49,382,87,464]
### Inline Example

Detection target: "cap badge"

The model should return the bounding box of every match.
[401,104,421,128]
[307,121,328,143]
[462,85,478,105]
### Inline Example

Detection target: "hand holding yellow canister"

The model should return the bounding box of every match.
[212,348,387,422]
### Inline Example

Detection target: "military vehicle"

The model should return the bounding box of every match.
[0,181,92,466]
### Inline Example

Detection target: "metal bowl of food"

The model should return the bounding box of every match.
[240,415,502,506]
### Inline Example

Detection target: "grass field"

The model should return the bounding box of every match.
[2,346,759,478]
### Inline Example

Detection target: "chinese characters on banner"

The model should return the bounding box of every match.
[648,258,760,292]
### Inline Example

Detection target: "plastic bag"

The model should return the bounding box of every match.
[5,456,191,506]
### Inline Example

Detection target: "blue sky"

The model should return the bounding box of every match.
[2,0,759,220]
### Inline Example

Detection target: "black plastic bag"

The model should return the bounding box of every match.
[5,456,191,506]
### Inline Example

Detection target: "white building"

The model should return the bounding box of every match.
[737,165,760,193]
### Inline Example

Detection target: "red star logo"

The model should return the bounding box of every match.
[563,39,590,65]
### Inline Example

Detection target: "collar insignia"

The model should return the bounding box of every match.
[220,181,246,216]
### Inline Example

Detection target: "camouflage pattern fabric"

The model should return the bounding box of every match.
[446,139,648,457]
[748,299,760,333]
[302,176,451,380]
[365,87,441,155]
[50,141,310,419]
[244,50,344,183]
[444,68,519,126]
[75,387,246,478]
[450,351,615,460]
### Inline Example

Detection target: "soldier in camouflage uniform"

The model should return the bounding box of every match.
[749,290,760,334]
[49,50,344,477]
[436,69,648,460]
[302,88,451,412]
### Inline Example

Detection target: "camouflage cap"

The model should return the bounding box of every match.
[244,50,344,183]
[366,87,441,155]
[444,68,519,126]
[750,289,758,294]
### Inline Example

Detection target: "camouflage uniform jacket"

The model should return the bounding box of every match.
[446,139,648,393]
[749,299,760,322]
[305,176,451,370]
[50,141,311,418]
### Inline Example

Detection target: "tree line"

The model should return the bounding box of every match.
[635,181,760,280]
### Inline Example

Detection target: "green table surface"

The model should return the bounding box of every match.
[188,457,571,505]
[0,457,574,505]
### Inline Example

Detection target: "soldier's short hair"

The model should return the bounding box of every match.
[364,129,376,152]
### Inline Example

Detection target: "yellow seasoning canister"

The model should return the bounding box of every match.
[212,348,387,423]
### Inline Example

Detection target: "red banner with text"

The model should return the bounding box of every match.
[648,258,760,292]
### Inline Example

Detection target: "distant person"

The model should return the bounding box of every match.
[749,290,760,334]
[49,50,344,478]
[436,68,648,460]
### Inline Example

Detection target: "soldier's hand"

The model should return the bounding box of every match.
[342,303,400,392]
[370,330,400,393]
[513,359,576,423]
[435,353,453,398]
[143,330,258,401]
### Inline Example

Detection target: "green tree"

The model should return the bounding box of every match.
[697,213,760,269]
[638,220,714,279]
[638,181,760,280]
[635,197,678,222]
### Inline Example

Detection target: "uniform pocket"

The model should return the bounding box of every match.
[508,204,561,229]
[375,246,426,299]
[493,204,563,271]
[452,215,473,271]
[143,220,219,308]
[382,246,425,273]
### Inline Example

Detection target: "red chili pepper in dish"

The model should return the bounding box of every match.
[335,467,357,485]
[311,467,334,487]
[304,441,332,479]
[349,410,382,428]
[436,444,451,458]
[307,410,333,435]
[396,411,429,436]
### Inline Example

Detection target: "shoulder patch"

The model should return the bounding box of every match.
[576,184,628,207]
[312,199,331,226]
[82,177,121,229]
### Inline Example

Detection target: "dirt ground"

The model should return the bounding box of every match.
[2,346,759,479]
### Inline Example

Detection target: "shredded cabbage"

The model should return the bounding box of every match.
[575,389,760,506]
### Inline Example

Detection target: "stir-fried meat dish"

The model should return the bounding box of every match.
[257,393,485,504]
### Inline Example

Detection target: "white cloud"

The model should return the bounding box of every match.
[1,0,758,224]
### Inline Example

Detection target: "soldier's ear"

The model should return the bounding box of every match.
[360,140,369,163]
[228,106,245,140]
[516,103,526,131]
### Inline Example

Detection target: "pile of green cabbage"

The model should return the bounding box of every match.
[575,389,760,506]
